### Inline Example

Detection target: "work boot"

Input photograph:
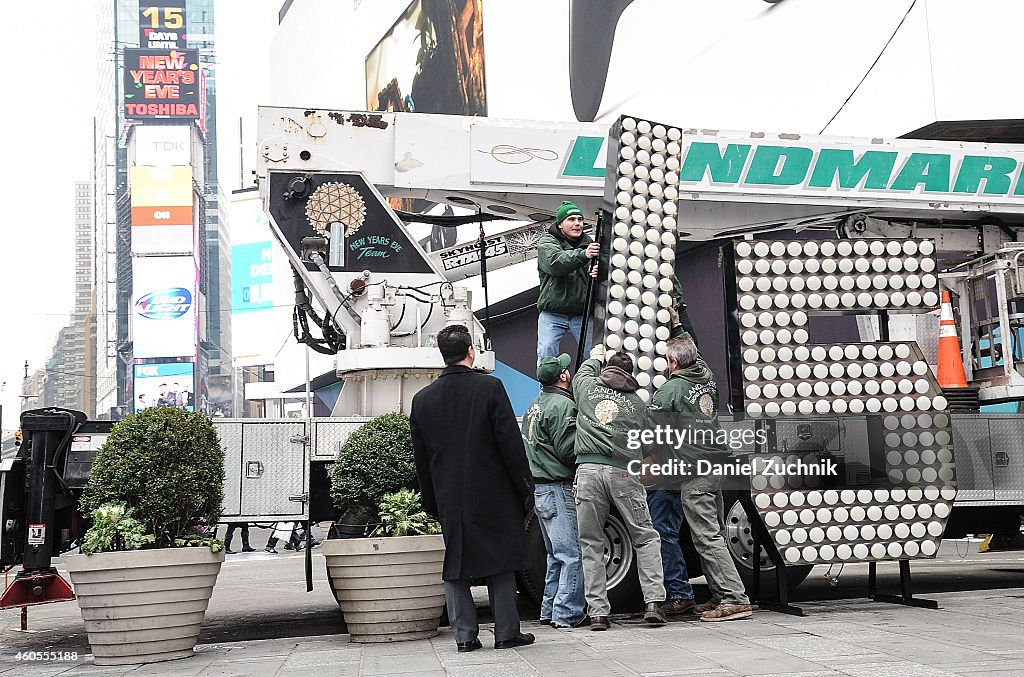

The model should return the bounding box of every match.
[644,602,668,625]
[590,616,610,631]
[700,603,753,622]
[693,600,720,615]
[663,598,695,615]
[552,616,590,629]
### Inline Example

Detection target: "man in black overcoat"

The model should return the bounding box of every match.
[410,324,537,652]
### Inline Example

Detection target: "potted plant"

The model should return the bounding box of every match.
[329,412,418,536]
[63,407,226,666]
[324,412,446,642]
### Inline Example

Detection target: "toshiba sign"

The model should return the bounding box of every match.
[123,48,201,120]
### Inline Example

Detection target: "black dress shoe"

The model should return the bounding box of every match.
[225,547,236,554]
[456,638,482,653]
[241,546,256,552]
[591,616,610,631]
[494,632,535,649]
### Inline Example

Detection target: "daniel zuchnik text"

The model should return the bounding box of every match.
[626,457,840,479]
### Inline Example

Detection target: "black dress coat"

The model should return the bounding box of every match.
[410,365,534,581]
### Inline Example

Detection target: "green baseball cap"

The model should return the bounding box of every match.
[537,353,572,385]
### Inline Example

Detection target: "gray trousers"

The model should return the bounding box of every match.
[575,463,665,616]
[680,475,750,605]
[444,571,521,644]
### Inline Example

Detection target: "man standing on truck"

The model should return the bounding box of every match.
[411,324,537,652]
[573,345,667,631]
[537,201,600,362]
[521,353,588,629]
[649,333,753,622]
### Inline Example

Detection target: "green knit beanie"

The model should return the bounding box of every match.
[555,201,583,225]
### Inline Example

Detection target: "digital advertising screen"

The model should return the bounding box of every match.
[123,48,201,120]
[133,361,195,412]
[130,165,194,254]
[131,256,198,359]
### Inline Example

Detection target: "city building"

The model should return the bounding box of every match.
[74,180,96,417]
[92,0,229,419]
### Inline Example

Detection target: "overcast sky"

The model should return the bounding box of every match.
[0,1,279,431]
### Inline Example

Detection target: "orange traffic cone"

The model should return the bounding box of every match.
[937,290,969,389]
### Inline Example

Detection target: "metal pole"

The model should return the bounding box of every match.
[576,212,605,368]
[478,209,492,350]
[304,345,312,418]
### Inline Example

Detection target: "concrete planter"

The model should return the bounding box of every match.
[64,547,224,666]
[323,533,445,642]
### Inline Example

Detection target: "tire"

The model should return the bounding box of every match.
[517,510,644,613]
[723,497,813,595]
[516,512,548,610]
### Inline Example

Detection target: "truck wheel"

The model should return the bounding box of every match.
[723,498,813,594]
[516,512,548,609]
[517,511,644,613]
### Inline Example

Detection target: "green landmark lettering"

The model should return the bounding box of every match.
[807,149,898,190]
[951,155,1018,195]
[744,145,814,186]
[889,153,952,192]
[679,142,751,183]
[563,136,606,178]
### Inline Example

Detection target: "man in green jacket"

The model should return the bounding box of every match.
[649,334,753,622]
[572,345,666,630]
[521,353,587,629]
[537,200,600,362]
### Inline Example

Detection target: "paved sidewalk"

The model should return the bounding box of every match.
[3,587,1024,676]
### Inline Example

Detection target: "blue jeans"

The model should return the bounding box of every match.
[537,311,594,363]
[534,482,586,625]
[646,489,694,601]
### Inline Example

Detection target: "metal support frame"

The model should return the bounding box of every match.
[739,486,805,617]
[867,559,938,609]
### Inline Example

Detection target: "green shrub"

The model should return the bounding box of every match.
[330,412,416,516]
[80,407,225,549]
[375,489,441,537]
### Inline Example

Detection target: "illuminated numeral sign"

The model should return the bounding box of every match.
[726,239,957,564]
[601,112,957,567]
[139,2,187,49]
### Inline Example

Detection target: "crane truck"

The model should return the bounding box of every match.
[4,107,1024,613]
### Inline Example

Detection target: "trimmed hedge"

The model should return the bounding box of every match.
[80,407,225,548]
[330,412,416,516]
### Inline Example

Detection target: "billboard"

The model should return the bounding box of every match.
[138,1,187,49]
[134,125,191,166]
[132,257,198,359]
[124,48,201,120]
[232,242,273,313]
[366,0,486,116]
[230,191,293,365]
[133,362,195,412]
[130,165,194,254]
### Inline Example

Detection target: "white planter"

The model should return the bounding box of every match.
[324,533,445,642]
[64,547,224,666]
